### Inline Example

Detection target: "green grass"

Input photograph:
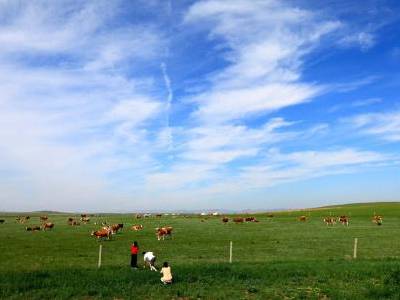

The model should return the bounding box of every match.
[1,202,400,299]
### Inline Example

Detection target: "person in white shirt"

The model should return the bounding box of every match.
[160,261,173,284]
[142,251,157,271]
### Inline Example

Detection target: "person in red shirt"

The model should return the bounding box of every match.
[130,241,139,269]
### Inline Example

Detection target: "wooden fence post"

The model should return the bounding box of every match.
[229,241,233,263]
[353,238,358,259]
[98,244,103,268]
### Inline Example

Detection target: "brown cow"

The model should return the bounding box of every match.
[26,225,41,231]
[67,218,80,226]
[17,216,30,223]
[81,217,90,224]
[156,226,173,240]
[323,217,336,226]
[267,213,274,218]
[222,217,229,224]
[40,216,48,222]
[91,228,111,240]
[233,217,244,224]
[131,224,143,231]
[298,216,307,222]
[136,214,143,219]
[245,217,259,222]
[41,222,54,230]
[156,214,162,218]
[108,223,123,234]
[372,215,383,225]
[339,215,349,226]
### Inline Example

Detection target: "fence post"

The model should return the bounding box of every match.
[229,241,233,263]
[98,244,103,268]
[353,238,358,259]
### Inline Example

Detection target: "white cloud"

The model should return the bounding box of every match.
[338,31,376,51]
[184,0,340,123]
[347,111,400,142]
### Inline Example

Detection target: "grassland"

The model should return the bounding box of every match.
[1,202,400,299]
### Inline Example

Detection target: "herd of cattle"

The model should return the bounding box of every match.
[0,213,385,239]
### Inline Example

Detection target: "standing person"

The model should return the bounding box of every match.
[160,262,173,284]
[130,241,139,269]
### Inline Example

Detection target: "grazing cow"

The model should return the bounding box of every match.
[0,219,4,224]
[17,216,30,223]
[156,227,173,240]
[91,228,111,240]
[26,225,41,231]
[67,218,80,226]
[131,224,143,231]
[136,214,142,219]
[156,214,162,218]
[267,213,274,218]
[233,217,244,224]
[41,222,54,230]
[372,215,383,226]
[298,216,307,222]
[339,216,349,226]
[81,217,90,224]
[40,216,48,222]
[323,217,336,226]
[245,217,259,222]
[222,217,229,224]
[108,223,123,234]
[143,251,157,271]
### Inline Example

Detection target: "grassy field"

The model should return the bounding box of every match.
[1,202,400,299]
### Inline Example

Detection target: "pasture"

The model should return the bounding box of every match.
[1,202,400,299]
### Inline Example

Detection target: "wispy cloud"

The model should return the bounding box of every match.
[347,111,400,142]
[184,0,340,123]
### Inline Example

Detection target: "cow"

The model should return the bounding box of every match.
[40,216,48,222]
[372,215,383,226]
[245,217,259,222]
[156,214,162,218]
[81,217,90,224]
[41,222,54,230]
[26,225,41,231]
[222,217,229,224]
[298,216,307,222]
[81,214,87,218]
[107,223,123,234]
[0,219,4,224]
[339,216,349,226]
[267,213,274,218]
[156,227,173,240]
[323,217,336,226]
[91,228,111,240]
[17,216,30,223]
[131,224,143,231]
[233,217,244,224]
[136,214,143,219]
[67,218,80,226]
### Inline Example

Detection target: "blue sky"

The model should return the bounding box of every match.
[0,0,399,212]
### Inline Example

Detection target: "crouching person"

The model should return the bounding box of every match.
[143,251,157,271]
[160,262,173,285]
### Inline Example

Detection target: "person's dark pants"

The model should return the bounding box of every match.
[131,254,137,268]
